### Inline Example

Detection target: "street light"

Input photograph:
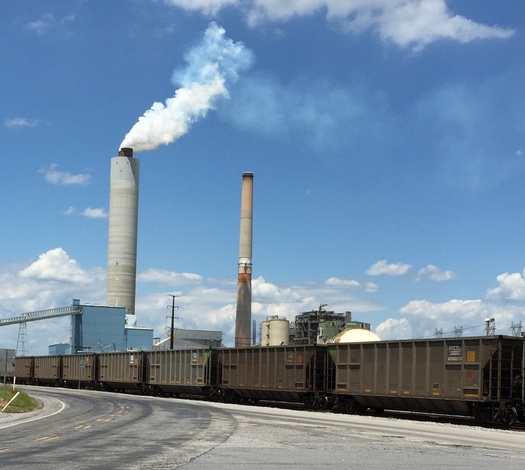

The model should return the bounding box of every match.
[485,317,495,336]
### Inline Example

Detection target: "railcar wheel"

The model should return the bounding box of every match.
[348,397,367,413]
[223,390,240,404]
[503,407,518,427]
[333,396,364,413]
[472,404,490,424]
[301,395,313,409]
[206,388,220,401]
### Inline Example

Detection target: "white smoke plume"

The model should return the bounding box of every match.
[120,22,253,153]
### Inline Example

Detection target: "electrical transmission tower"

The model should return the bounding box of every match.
[510,321,522,336]
[453,326,463,338]
[16,317,29,356]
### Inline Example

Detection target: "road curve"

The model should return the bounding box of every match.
[2,387,525,469]
[0,386,236,469]
[181,401,525,469]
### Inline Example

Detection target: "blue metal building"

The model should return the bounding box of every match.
[70,300,153,353]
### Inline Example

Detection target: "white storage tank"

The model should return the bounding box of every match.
[261,316,289,346]
[333,328,381,343]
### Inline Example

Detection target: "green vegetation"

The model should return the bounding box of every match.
[0,387,40,413]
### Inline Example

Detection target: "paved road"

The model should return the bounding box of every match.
[0,387,236,469]
[185,402,525,469]
[2,387,525,469]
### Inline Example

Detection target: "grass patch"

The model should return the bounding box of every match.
[0,387,41,413]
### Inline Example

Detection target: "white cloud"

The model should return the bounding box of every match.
[375,317,412,339]
[367,259,411,276]
[163,0,239,15]
[134,273,382,349]
[325,277,380,293]
[359,0,514,51]
[20,248,96,283]
[162,0,514,49]
[365,282,379,293]
[24,13,75,35]
[4,117,39,129]
[4,248,523,355]
[82,208,108,219]
[486,270,525,301]
[0,250,105,354]
[138,268,203,285]
[325,277,360,288]
[41,163,91,186]
[375,297,523,340]
[0,248,105,325]
[400,298,486,320]
[416,264,456,282]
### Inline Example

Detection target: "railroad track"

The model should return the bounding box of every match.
[228,397,525,431]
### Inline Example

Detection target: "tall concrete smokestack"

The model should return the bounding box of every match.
[235,172,253,347]
[107,147,139,315]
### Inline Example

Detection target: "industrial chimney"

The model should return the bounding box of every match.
[106,147,139,315]
[235,172,253,347]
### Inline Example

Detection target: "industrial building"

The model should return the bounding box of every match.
[154,328,223,350]
[290,305,371,345]
[70,299,153,353]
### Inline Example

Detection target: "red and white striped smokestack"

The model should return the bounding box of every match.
[235,172,253,347]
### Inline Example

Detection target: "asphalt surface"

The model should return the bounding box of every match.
[0,387,236,469]
[2,387,525,469]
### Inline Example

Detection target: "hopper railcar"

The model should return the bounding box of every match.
[331,336,525,425]
[218,345,333,407]
[13,335,525,426]
[62,353,98,388]
[98,351,146,392]
[146,349,218,399]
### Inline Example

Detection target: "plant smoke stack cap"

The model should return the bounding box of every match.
[119,147,133,158]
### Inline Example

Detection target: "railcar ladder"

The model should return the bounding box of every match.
[488,341,515,401]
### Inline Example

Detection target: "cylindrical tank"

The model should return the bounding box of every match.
[261,316,290,346]
[333,328,380,343]
[106,147,139,315]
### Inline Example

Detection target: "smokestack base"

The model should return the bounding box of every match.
[119,147,133,158]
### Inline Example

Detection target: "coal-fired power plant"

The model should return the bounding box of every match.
[235,172,254,347]
[106,147,140,315]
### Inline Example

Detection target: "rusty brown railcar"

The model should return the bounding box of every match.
[146,349,218,398]
[218,345,333,406]
[32,355,62,385]
[62,353,98,388]
[332,336,524,425]
[13,356,34,384]
[98,351,146,391]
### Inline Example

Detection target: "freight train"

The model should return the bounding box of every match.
[14,335,525,426]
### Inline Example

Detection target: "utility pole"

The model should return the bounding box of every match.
[485,317,496,336]
[168,295,181,350]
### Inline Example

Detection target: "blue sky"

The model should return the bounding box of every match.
[1,0,525,354]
